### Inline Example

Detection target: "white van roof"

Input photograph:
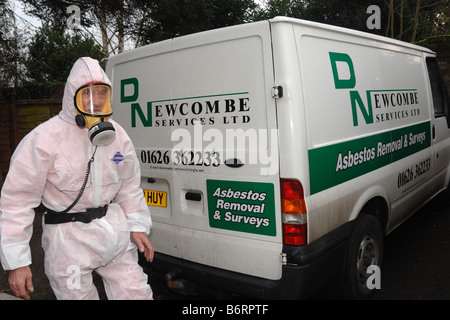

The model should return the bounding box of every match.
[111,17,434,64]
[269,16,434,55]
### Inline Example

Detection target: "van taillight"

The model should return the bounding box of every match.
[281,179,307,245]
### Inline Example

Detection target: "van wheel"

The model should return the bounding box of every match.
[344,214,383,299]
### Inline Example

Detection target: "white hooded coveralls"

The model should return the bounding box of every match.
[0,57,153,300]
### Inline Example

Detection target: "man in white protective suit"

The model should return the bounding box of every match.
[0,57,154,300]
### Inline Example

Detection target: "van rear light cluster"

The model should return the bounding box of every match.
[281,179,307,245]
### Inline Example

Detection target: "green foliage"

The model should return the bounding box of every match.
[24,24,105,98]
[140,0,258,44]
[0,0,27,98]
[256,0,448,41]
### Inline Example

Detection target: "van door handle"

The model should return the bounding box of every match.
[432,125,436,140]
[225,158,244,168]
[185,192,202,201]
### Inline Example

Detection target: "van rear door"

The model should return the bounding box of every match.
[107,21,283,280]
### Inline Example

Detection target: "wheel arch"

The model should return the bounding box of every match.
[351,187,390,235]
[359,197,389,235]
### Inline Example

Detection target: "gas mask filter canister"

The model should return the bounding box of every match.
[74,82,116,145]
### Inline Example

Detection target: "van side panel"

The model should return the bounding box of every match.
[294,26,434,240]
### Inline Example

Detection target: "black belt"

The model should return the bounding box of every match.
[44,205,108,224]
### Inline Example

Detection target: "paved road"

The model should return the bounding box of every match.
[372,188,450,299]
[1,188,449,300]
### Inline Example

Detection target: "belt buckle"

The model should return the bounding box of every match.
[83,208,96,223]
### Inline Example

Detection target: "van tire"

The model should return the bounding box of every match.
[343,214,383,299]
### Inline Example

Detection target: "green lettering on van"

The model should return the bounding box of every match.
[350,90,374,126]
[329,52,356,89]
[131,102,152,127]
[207,180,276,236]
[120,78,152,127]
[121,78,139,102]
[329,52,374,127]
[308,121,431,194]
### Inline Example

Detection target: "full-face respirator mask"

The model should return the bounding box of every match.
[74,81,116,145]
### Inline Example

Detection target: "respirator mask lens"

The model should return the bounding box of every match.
[74,83,115,146]
[75,83,112,116]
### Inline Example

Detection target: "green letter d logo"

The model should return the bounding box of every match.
[329,52,356,89]
[121,78,139,102]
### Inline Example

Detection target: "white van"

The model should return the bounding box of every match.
[106,17,450,299]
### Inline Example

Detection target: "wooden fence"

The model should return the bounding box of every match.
[0,99,62,181]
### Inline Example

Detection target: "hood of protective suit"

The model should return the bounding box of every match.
[60,57,112,125]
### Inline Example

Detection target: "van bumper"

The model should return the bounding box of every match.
[146,221,354,299]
